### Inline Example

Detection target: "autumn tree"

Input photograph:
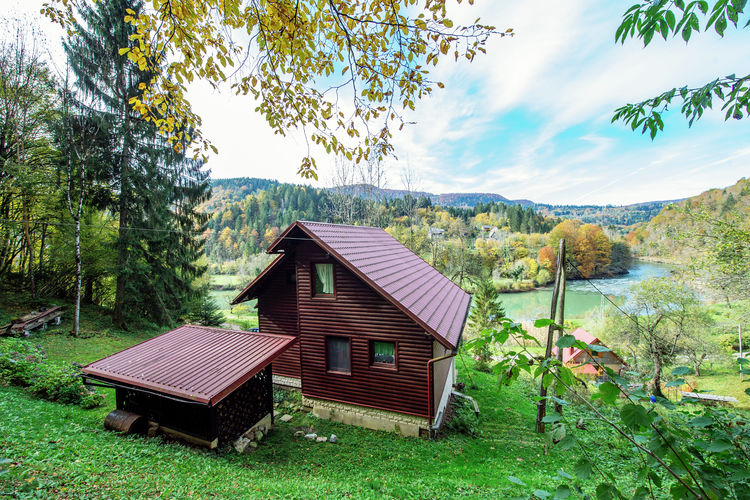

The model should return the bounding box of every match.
[537,245,556,273]
[576,223,611,278]
[44,0,511,177]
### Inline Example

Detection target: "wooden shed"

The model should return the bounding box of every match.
[232,221,472,436]
[82,325,295,448]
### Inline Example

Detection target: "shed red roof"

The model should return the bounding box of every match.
[82,325,295,405]
[554,328,626,365]
[233,221,471,349]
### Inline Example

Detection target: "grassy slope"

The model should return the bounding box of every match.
[0,307,647,499]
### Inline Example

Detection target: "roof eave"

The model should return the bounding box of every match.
[231,254,287,305]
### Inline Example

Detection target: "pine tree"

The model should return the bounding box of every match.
[467,280,506,372]
[65,0,210,326]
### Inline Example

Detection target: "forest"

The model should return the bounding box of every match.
[203,177,631,293]
[0,4,212,333]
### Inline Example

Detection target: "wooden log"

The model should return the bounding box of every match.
[104,409,147,434]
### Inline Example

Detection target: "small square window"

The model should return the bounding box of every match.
[326,336,350,373]
[314,263,334,296]
[371,341,395,366]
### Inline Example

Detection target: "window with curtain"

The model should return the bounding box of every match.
[314,263,334,295]
[326,336,350,373]
[372,341,395,366]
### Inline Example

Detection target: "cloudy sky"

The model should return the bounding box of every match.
[6,1,749,204]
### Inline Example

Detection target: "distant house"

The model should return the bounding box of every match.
[232,221,472,436]
[555,328,627,376]
[427,227,445,239]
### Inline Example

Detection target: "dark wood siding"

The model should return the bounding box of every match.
[257,256,300,378]
[295,242,433,418]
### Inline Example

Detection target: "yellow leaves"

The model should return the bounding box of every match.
[42,0,501,178]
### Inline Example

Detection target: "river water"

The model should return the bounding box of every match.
[498,261,674,321]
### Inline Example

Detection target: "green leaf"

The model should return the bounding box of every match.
[671,366,691,376]
[665,379,685,387]
[574,458,592,480]
[534,489,552,499]
[665,9,676,30]
[688,416,713,427]
[557,434,576,450]
[706,440,732,452]
[554,485,571,499]
[507,476,526,486]
[557,469,573,480]
[556,334,576,348]
[621,404,653,430]
[587,344,611,353]
[595,483,618,500]
[595,382,620,404]
[633,486,650,500]
[534,318,555,328]
[542,412,561,423]
[745,387,750,396]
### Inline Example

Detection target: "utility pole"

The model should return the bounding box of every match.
[553,245,567,415]
[536,239,566,433]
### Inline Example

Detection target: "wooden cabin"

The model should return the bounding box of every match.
[557,328,627,376]
[232,221,472,436]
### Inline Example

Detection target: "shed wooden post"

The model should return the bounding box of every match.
[536,239,565,433]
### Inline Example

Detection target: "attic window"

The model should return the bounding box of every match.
[314,263,334,296]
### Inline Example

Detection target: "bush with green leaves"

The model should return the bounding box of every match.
[444,397,479,436]
[0,338,103,409]
[466,318,750,499]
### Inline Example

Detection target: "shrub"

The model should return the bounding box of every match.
[0,338,103,408]
[0,338,46,386]
[444,397,479,436]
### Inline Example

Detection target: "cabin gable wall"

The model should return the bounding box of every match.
[294,241,434,418]
[256,256,300,378]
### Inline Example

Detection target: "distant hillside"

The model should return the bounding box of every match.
[535,200,679,228]
[206,177,684,227]
[337,184,533,207]
[627,178,750,261]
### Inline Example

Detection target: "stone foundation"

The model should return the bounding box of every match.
[272,375,301,388]
[303,396,429,437]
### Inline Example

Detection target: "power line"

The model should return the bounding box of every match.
[566,259,643,331]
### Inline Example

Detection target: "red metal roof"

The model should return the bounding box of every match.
[82,325,295,405]
[250,221,471,349]
[554,328,626,365]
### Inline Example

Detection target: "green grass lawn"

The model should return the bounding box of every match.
[2,300,747,498]
[0,313,646,498]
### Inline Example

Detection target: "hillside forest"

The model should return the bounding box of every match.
[203,177,632,292]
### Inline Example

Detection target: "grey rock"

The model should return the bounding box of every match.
[294,430,305,437]
[279,414,293,423]
[233,436,252,453]
[329,434,338,443]
[316,436,328,443]
[304,433,317,440]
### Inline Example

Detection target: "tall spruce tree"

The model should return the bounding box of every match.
[65,0,210,326]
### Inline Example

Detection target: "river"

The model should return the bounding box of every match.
[498,261,674,321]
